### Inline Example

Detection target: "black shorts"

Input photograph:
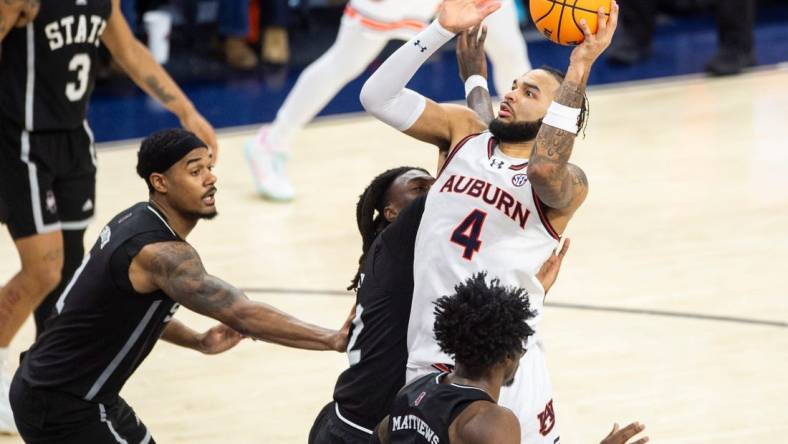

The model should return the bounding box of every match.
[308,402,375,444]
[9,372,155,444]
[0,120,96,239]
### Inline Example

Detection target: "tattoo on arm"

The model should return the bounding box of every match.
[569,164,588,188]
[149,242,245,318]
[528,80,586,208]
[144,75,175,103]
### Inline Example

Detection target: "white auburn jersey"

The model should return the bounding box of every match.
[407,132,561,371]
[348,0,440,24]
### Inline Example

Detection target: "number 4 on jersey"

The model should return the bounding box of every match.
[450,209,487,260]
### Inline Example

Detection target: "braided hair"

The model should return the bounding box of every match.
[348,166,429,291]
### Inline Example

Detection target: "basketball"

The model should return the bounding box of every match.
[530,0,612,46]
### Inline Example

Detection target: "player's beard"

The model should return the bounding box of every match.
[489,117,542,143]
[182,209,218,221]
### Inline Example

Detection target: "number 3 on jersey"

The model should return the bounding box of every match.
[66,53,91,102]
[450,209,487,260]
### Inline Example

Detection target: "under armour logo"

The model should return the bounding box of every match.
[76,0,87,5]
[490,159,504,169]
[414,40,427,53]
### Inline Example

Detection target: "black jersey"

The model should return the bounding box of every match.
[387,372,493,444]
[332,195,427,431]
[0,0,111,131]
[18,202,183,404]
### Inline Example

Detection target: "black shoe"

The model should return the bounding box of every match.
[705,49,756,76]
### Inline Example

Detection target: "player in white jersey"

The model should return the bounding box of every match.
[245,0,531,200]
[360,0,619,442]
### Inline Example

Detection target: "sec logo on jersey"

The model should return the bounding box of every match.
[512,174,528,187]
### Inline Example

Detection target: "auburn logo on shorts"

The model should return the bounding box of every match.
[538,399,556,436]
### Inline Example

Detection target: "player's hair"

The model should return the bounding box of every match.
[433,272,536,378]
[348,166,429,291]
[536,65,590,137]
[137,128,204,193]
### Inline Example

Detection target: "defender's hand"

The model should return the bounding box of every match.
[600,422,649,444]
[14,0,40,27]
[180,111,219,164]
[570,0,619,68]
[198,324,245,355]
[456,25,488,81]
[438,0,501,34]
[332,306,355,352]
[535,238,570,295]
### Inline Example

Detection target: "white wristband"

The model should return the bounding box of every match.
[464,75,489,98]
[542,101,581,134]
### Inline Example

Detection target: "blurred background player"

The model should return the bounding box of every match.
[0,0,216,433]
[9,128,349,443]
[359,0,618,441]
[245,0,531,201]
[373,272,649,444]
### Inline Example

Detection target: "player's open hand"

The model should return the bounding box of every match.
[535,238,570,295]
[600,422,649,444]
[180,110,219,164]
[456,25,488,81]
[438,0,501,34]
[198,324,245,355]
[570,0,619,68]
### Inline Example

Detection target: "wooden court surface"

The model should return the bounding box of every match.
[2,68,788,443]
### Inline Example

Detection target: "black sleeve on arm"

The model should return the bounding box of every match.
[380,195,427,262]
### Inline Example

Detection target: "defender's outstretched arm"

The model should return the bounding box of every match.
[134,241,350,352]
[456,25,495,125]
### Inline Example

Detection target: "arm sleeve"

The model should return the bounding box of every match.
[359,20,456,131]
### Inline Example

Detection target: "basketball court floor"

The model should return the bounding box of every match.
[2,67,787,443]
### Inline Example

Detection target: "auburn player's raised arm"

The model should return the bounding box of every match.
[130,241,351,352]
[527,3,618,211]
[359,0,501,151]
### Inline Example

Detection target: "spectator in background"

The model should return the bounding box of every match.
[219,0,259,70]
[260,0,291,65]
[119,0,258,70]
[607,0,755,76]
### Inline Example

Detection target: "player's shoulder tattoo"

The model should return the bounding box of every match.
[147,241,200,278]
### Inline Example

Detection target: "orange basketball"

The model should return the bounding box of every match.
[530,0,611,46]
